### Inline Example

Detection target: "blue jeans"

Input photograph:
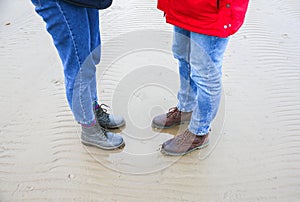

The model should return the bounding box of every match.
[173,26,229,136]
[31,0,101,125]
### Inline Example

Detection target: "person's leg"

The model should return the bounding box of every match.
[32,0,95,125]
[87,9,101,103]
[161,31,229,156]
[151,26,195,129]
[188,33,229,135]
[84,9,125,129]
[173,26,197,112]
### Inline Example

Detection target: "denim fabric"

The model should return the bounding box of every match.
[173,26,229,136]
[31,0,101,124]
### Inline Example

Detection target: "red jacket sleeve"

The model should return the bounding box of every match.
[157,0,167,12]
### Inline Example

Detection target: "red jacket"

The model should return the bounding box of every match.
[158,0,249,38]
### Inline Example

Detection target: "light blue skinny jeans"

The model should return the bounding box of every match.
[31,0,100,125]
[173,26,229,136]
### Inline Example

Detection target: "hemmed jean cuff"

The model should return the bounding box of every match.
[78,117,96,126]
[188,127,210,136]
[177,105,193,113]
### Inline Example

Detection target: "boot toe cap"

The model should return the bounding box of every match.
[151,115,167,128]
[106,132,125,148]
[107,114,125,128]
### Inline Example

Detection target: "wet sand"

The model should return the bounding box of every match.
[1,0,300,201]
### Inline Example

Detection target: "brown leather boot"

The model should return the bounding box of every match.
[161,129,209,156]
[151,107,192,129]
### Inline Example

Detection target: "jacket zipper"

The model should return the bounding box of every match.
[217,0,220,9]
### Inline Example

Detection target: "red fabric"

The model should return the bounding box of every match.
[157,0,249,38]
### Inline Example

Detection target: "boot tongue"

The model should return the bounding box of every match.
[167,107,180,118]
[95,104,110,125]
[93,101,100,110]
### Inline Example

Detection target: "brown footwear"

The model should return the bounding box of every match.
[161,129,209,156]
[151,107,192,129]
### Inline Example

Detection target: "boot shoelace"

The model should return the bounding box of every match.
[94,121,108,139]
[166,107,181,118]
[96,104,110,124]
[174,130,194,146]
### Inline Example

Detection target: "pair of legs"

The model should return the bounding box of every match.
[153,26,229,155]
[31,0,125,149]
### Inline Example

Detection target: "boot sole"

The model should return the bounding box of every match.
[81,139,125,150]
[151,121,190,129]
[160,141,209,156]
[101,121,126,129]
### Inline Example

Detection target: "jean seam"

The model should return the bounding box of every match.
[176,30,194,112]
[203,36,218,135]
[192,36,216,136]
[56,1,88,123]
[185,38,193,111]
[177,62,194,112]
[200,37,223,135]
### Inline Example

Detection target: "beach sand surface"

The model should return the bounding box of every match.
[0,0,300,201]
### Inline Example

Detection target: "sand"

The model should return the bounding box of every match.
[0,0,300,201]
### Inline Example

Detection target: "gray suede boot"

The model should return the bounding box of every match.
[94,103,125,129]
[81,121,125,150]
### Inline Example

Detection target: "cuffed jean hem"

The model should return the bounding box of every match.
[176,104,193,113]
[188,124,210,136]
[78,118,96,125]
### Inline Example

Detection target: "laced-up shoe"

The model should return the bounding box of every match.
[161,129,209,156]
[81,122,125,150]
[151,107,192,129]
[94,103,125,129]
